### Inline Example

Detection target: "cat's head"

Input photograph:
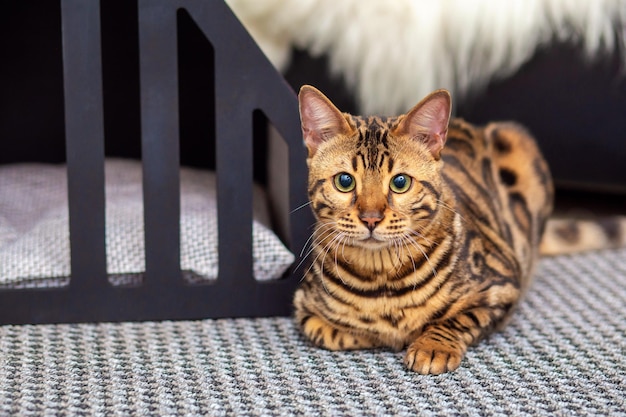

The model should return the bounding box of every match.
[298,85,451,249]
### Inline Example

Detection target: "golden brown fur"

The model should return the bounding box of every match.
[293,85,622,375]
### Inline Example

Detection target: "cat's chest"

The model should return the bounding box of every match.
[348,296,430,348]
[333,272,451,336]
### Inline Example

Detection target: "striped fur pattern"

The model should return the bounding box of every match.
[293,85,555,374]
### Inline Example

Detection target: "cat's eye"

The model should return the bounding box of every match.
[390,174,412,193]
[334,172,355,192]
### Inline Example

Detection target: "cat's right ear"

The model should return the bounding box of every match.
[298,85,354,157]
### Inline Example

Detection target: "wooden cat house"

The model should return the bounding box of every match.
[0,0,313,324]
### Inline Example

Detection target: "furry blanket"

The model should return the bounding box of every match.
[227,0,626,115]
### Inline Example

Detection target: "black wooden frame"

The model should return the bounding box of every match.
[0,0,312,325]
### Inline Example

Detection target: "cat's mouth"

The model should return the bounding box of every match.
[358,233,390,248]
[359,239,392,251]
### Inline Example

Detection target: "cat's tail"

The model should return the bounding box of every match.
[540,215,626,256]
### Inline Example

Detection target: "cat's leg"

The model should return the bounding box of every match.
[299,314,381,351]
[405,306,504,375]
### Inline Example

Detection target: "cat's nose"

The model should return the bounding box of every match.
[359,212,384,231]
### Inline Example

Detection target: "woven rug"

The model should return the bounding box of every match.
[1,248,625,416]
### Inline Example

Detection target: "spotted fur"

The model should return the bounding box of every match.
[293,85,566,375]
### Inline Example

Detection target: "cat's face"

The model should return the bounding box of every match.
[298,85,451,249]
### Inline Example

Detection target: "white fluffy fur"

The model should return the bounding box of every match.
[227,0,626,115]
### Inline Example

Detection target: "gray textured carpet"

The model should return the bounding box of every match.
[1,248,625,416]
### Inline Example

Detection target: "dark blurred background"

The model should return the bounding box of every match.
[2,1,625,213]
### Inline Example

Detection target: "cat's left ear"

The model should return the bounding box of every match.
[394,89,451,160]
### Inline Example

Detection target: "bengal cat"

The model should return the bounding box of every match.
[293,85,626,375]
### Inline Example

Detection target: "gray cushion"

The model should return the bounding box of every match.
[0,159,294,286]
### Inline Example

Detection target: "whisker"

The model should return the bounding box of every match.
[300,226,336,265]
[401,236,417,275]
[333,234,349,284]
[299,222,336,257]
[402,232,437,280]
[302,235,334,282]
[291,201,312,214]
[387,239,401,273]
[406,228,436,249]
[396,238,405,269]
[294,224,338,273]
[340,235,351,264]
[303,226,341,273]
[436,198,465,223]
[318,232,347,290]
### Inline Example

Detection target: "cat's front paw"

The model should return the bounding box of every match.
[404,337,465,375]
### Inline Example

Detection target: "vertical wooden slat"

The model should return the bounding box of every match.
[138,0,182,288]
[61,0,108,291]
[214,92,254,286]
[184,0,257,286]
